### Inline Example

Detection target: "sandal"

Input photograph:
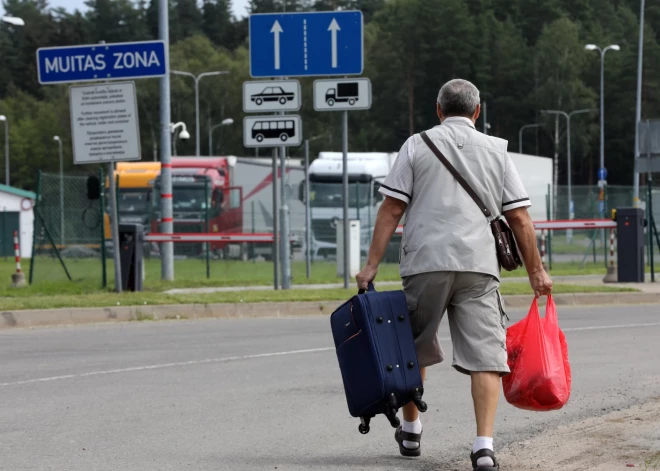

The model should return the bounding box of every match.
[394,425,422,457]
[470,448,500,470]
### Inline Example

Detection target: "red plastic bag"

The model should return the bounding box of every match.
[502,295,571,411]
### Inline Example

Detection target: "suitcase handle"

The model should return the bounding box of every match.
[358,282,375,295]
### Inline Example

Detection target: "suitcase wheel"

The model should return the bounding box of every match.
[415,399,428,413]
[358,423,370,434]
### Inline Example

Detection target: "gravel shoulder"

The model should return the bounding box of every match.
[496,398,660,471]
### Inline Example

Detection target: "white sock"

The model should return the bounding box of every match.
[472,436,494,467]
[402,418,422,450]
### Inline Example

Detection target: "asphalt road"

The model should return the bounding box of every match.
[1,304,660,471]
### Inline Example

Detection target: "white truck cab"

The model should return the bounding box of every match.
[302,151,400,261]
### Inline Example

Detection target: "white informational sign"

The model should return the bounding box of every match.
[313,78,371,111]
[243,115,302,148]
[243,80,301,113]
[69,81,141,165]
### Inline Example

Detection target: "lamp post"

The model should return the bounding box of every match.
[208,118,234,156]
[542,108,597,241]
[633,0,646,207]
[0,116,7,186]
[518,124,541,154]
[53,136,64,245]
[585,43,620,215]
[171,70,229,156]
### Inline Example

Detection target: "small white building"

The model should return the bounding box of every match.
[0,184,36,259]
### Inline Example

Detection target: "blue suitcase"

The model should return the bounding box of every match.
[330,284,427,434]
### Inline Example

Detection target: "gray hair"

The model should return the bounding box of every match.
[437,79,480,117]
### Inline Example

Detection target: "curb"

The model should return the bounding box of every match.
[1,292,659,330]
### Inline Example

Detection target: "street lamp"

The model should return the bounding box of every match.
[171,70,229,156]
[542,108,597,241]
[53,136,64,245]
[208,118,234,156]
[170,121,190,156]
[2,16,24,26]
[585,43,620,212]
[518,124,541,154]
[0,115,7,186]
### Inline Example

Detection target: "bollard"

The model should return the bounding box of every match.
[603,228,618,283]
[541,230,548,271]
[10,231,27,288]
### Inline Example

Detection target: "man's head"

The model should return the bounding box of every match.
[436,79,481,124]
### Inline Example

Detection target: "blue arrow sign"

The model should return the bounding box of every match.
[37,41,167,85]
[249,11,363,78]
[598,167,608,181]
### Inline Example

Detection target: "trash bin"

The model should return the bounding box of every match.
[119,223,144,292]
[616,207,645,283]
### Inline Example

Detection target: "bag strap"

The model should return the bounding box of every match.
[420,131,492,219]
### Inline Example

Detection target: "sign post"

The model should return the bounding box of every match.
[36,39,167,289]
[248,10,365,290]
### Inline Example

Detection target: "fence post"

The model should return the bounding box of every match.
[99,167,107,288]
[29,171,42,285]
[649,180,655,282]
[251,200,256,264]
[205,178,210,279]
[541,229,548,270]
[546,185,553,270]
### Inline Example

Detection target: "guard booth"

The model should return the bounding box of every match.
[0,184,36,258]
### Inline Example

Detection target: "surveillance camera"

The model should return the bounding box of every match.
[179,130,191,141]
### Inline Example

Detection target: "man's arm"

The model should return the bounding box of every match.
[504,207,553,298]
[355,196,407,290]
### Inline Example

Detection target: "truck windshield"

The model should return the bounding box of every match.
[310,182,372,208]
[118,190,150,214]
[173,188,209,211]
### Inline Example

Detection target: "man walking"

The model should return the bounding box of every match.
[356,79,552,470]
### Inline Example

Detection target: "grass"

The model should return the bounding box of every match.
[642,453,660,471]
[0,282,636,311]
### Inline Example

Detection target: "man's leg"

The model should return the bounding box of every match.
[402,367,426,422]
[400,367,426,450]
[471,371,500,437]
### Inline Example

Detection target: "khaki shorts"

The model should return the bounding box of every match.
[402,271,510,376]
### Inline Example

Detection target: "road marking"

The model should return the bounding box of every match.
[2,321,660,388]
[0,347,333,388]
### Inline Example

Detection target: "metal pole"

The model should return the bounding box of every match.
[305,139,311,279]
[599,49,605,198]
[159,0,174,281]
[208,117,212,157]
[58,139,64,246]
[4,119,8,186]
[108,162,122,292]
[553,114,559,220]
[633,0,645,207]
[482,101,488,135]
[280,144,291,289]
[648,179,654,282]
[99,167,107,288]
[342,111,349,289]
[567,114,572,243]
[272,148,279,290]
[205,178,210,279]
[195,77,200,156]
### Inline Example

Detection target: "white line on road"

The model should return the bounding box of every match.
[3,321,660,388]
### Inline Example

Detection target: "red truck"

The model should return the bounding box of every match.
[151,157,245,259]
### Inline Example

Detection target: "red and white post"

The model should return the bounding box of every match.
[540,229,548,270]
[10,231,27,288]
[13,231,20,273]
[603,228,618,283]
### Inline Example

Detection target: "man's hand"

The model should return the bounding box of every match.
[529,267,553,298]
[356,264,378,291]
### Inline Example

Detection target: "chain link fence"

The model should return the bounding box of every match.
[29,170,107,289]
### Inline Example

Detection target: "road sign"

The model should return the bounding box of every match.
[249,11,363,78]
[243,115,302,148]
[69,81,141,164]
[314,78,371,111]
[37,40,166,85]
[598,167,608,181]
[243,80,301,113]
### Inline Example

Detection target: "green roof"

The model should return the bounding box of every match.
[0,184,37,200]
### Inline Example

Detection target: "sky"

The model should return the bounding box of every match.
[22,0,251,19]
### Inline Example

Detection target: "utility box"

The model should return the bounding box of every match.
[119,223,144,292]
[616,207,645,283]
[336,219,361,278]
